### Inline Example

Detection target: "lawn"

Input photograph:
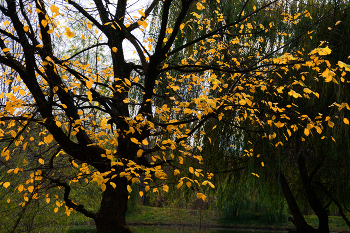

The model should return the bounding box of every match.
[67,205,350,232]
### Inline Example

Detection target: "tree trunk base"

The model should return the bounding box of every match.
[95,219,131,233]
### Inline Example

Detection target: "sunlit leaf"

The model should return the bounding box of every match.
[38,158,45,165]
[3,182,10,188]
[138,10,145,17]
[197,193,206,201]
[50,5,59,14]
[328,121,334,128]
[64,27,75,38]
[44,135,53,144]
[28,186,34,193]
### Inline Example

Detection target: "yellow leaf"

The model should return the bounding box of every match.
[196,2,205,10]
[134,77,139,83]
[110,182,116,188]
[145,186,150,192]
[288,90,302,98]
[2,48,10,53]
[197,193,206,201]
[50,5,59,14]
[328,121,334,128]
[41,20,48,28]
[7,199,10,203]
[54,207,58,213]
[344,118,349,125]
[46,198,50,203]
[177,181,183,189]
[261,162,264,167]
[112,47,118,53]
[4,20,10,27]
[19,89,25,96]
[44,134,53,144]
[127,185,132,193]
[64,27,75,38]
[316,126,322,134]
[18,184,24,192]
[321,68,335,82]
[86,81,92,89]
[189,167,194,174]
[139,191,143,197]
[72,160,78,168]
[275,121,284,128]
[137,20,148,29]
[142,139,148,145]
[163,185,169,192]
[138,10,145,17]
[174,169,180,175]
[304,128,310,136]
[23,26,29,32]
[87,91,93,101]
[207,181,215,188]
[3,182,10,188]
[179,23,185,31]
[38,158,44,165]
[310,46,332,55]
[101,184,106,191]
[338,61,350,71]
[28,186,34,193]
[131,138,140,145]
[124,78,131,86]
[137,149,143,157]
[56,121,62,127]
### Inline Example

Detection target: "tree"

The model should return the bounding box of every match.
[0,0,347,232]
[243,1,350,232]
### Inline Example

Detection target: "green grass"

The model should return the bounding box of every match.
[67,205,350,232]
[126,205,292,229]
[304,215,350,232]
[126,205,350,232]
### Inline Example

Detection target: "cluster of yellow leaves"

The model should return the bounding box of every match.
[2,0,350,213]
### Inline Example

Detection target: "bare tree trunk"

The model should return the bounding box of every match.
[94,177,131,233]
[298,154,330,233]
[278,172,317,233]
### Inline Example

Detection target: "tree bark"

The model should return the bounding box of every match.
[278,172,317,233]
[94,177,131,233]
[297,153,329,233]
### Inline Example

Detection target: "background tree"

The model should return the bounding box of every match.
[234,1,350,232]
